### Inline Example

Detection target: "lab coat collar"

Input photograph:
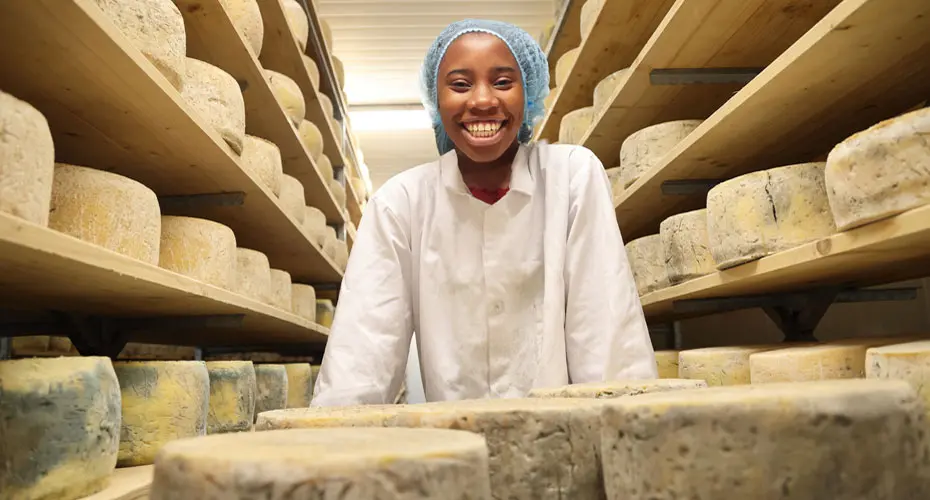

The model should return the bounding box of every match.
[440,144,536,196]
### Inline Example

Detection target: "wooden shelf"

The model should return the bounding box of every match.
[544,0,583,83]
[640,203,930,321]
[0,0,342,283]
[535,0,674,142]
[615,0,930,240]
[0,214,329,347]
[82,466,153,500]
[581,0,843,166]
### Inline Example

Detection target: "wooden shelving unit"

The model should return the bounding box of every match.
[543,0,583,83]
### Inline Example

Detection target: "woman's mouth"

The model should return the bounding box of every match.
[462,120,507,139]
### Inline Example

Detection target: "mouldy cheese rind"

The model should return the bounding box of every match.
[749,337,915,384]
[264,69,306,127]
[235,248,272,303]
[555,47,580,87]
[159,216,237,290]
[679,345,785,386]
[279,174,307,223]
[619,120,702,189]
[205,361,256,434]
[316,299,335,328]
[528,378,706,399]
[269,268,293,310]
[659,209,716,284]
[254,364,288,422]
[282,0,309,50]
[181,58,246,154]
[579,0,605,37]
[624,234,669,295]
[218,0,264,57]
[302,206,327,246]
[240,135,283,197]
[291,284,317,322]
[558,106,595,145]
[283,363,313,408]
[593,68,629,115]
[0,91,55,226]
[655,350,680,378]
[300,54,321,91]
[867,340,930,417]
[298,120,325,161]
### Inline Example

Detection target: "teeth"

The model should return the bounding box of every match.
[465,121,503,138]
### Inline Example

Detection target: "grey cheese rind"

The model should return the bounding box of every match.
[205,361,257,434]
[619,120,702,188]
[624,234,669,295]
[659,208,716,284]
[180,58,246,154]
[528,379,707,399]
[0,91,55,226]
[254,364,289,422]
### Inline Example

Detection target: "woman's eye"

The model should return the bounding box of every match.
[494,79,513,87]
[450,81,470,89]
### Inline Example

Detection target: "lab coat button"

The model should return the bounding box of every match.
[490,301,504,314]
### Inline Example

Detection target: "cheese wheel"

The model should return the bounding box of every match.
[318,93,334,121]
[544,88,558,110]
[264,69,305,126]
[655,350,680,378]
[112,361,209,466]
[256,404,411,430]
[149,427,491,499]
[320,19,334,48]
[659,209,716,284]
[329,178,346,207]
[235,248,272,303]
[333,239,349,270]
[205,361,256,434]
[278,174,307,223]
[118,343,198,360]
[625,234,669,295]
[867,340,930,416]
[91,0,185,90]
[49,164,161,264]
[619,119,703,188]
[555,47,580,87]
[298,120,325,161]
[825,107,930,231]
[10,335,52,356]
[706,163,836,270]
[749,338,912,384]
[269,268,292,310]
[558,106,594,144]
[281,0,309,50]
[316,153,334,181]
[605,165,623,199]
[332,56,345,89]
[217,0,263,56]
[601,379,929,499]
[322,225,338,259]
[300,54,321,91]
[254,364,288,421]
[158,216,237,290]
[579,0,605,36]
[679,345,786,386]
[284,363,313,408]
[0,357,121,499]
[310,364,321,388]
[302,205,327,246]
[316,299,335,328]
[240,135,283,196]
[291,284,317,322]
[529,379,706,398]
[350,177,367,199]
[181,58,246,154]
[593,68,629,117]
[0,91,55,226]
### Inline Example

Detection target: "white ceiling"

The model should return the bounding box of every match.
[317,0,557,190]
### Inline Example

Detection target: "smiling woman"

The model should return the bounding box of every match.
[311,19,658,407]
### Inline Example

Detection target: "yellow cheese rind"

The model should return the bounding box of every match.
[149,428,492,499]
[279,174,307,223]
[866,340,930,417]
[529,379,706,398]
[240,135,283,197]
[749,338,911,384]
[318,94,334,122]
[298,120,325,161]
[291,284,317,322]
[281,0,309,50]
[619,120,702,188]
[319,19,334,48]
[558,106,594,145]
[825,107,930,231]
[625,234,669,295]
[205,361,256,434]
[118,344,198,360]
[593,68,628,114]
[181,58,246,154]
[284,363,313,408]
[679,345,784,386]
[333,239,349,270]
[332,56,345,89]
[316,153,334,181]
[49,164,161,264]
[316,299,335,328]
[321,226,338,260]
[264,69,306,127]
[329,179,346,208]
[655,350,680,378]
[605,166,623,199]
[113,361,209,467]
[218,0,264,56]
[544,88,558,110]
[269,268,292,310]
[579,0,605,37]
[0,357,121,500]
[92,0,186,90]
[0,91,55,226]
[158,216,237,290]
[659,209,716,284]
[254,364,289,422]
[555,47,580,87]
[235,248,272,303]
[302,206,327,246]
[300,55,321,91]
[601,379,929,499]
[706,163,836,270]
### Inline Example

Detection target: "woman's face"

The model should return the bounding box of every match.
[437,33,524,164]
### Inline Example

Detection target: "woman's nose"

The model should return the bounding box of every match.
[468,83,499,111]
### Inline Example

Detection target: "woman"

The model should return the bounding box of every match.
[311,19,657,407]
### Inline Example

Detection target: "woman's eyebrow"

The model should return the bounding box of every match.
[446,68,471,77]
[493,66,517,73]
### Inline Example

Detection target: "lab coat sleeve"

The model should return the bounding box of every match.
[310,194,415,407]
[564,149,658,382]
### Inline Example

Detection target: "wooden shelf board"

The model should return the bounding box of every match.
[0,0,341,283]
[641,204,930,320]
[545,0,583,82]
[536,0,675,142]
[82,466,153,500]
[582,0,843,165]
[0,214,329,347]
[616,0,930,239]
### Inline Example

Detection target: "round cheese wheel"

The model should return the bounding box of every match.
[320,19,334,48]
[283,363,313,408]
[149,427,492,499]
[240,135,283,196]
[601,379,929,499]
[49,163,161,264]
[217,0,264,56]
[291,284,317,322]
[279,174,307,223]
[332,55,345,89]
[558,106,595,144]
[269,268,292,310]
[659,208,716,284]
[321,225,338,259]
[302,205,327,246]
[112,361,209,466]
[624,234,669,295]
[91,0,186,90]
[655,350,680,378]
[543,88,557,110]
[256,404,413,430]
[10,336,52,356]
[0,91,55,226]
[281,0,309,50]
[264,69,306,126]
[235,247,272,303]
[528,378,706,398]
[825,107,930,231]
[333,239,349,270]
[181,58,246,154]
[866,340,930,415]
[298,120,324,162]
[706,162,836,270]
[300,54,321,91]
[0,357,121,499]
[619,119,703,188]
[318,93,334,120]
[750,337,916,384]
[605,165,623,199]
[350,177,366,199]
[316,299,335,328]
[679,345,785,386]
[117,343,198,360]
[205,361,256,434]
[329,178,346,207]
[159,216,237,290]
[593,68,629,115]
[580,0,605,36]
[555,47,580,87]
[254,364,288,422]
[316,153,334,181]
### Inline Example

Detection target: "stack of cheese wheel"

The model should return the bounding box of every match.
[281,0,309,50]
[655,350,680,378]
[302,206,327,246]
[284,363,313,408]
[254,364,289,421]
[555,47,580,87]
[279,174,307,223]
[181,58,246,154]
[592,68,629,115]
[264,69,305,126]
[316,153,335,181]
[148,428,492,499]
[204,361,256,434]
[558,106,595,144]
[316,299,335,328]
[619,120,702,189]
[679,345,785,386]
[706,162,836,270]
[268,268,292,311]
[659,208,716,284]
[113,361,210,466]
[579,0,605,36]
[0,357,121,499]
[749,337,917,384]
[92,0,186,90]
[49,164,161,264]
[301,54,321,91]
[240,135,283,196]
[291,284,317,322]
[235,248,272,303]
[600,379,930,498]
[218,0,264,56]
[159,216,237,290]
[825,107,930,231]
[624,234,669,295]
[0,91,55,226]
[298,120,325,161]
[605,166,623,199]
[528,378,706,398]
[866,340,930,414]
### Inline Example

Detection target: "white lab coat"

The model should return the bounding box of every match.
[311,142,657,406]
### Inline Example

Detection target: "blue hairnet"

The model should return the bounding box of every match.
[420,19,550,155]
